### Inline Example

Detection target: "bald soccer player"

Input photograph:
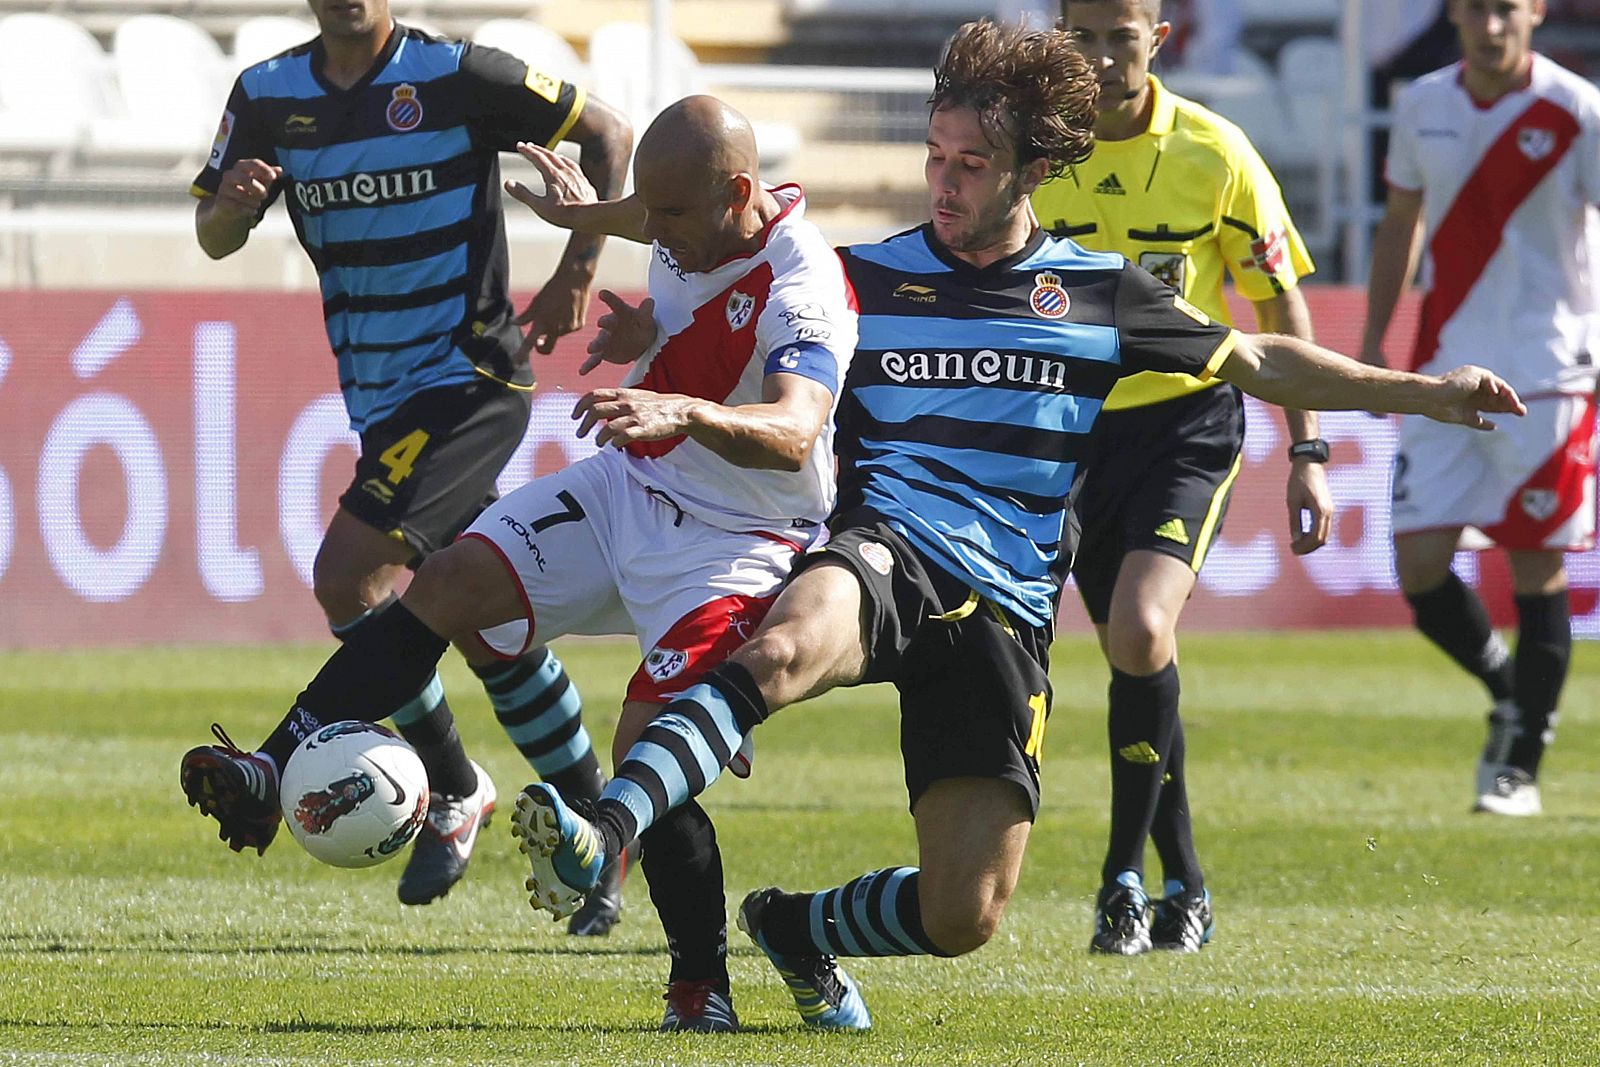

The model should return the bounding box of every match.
[213,96,857,1033]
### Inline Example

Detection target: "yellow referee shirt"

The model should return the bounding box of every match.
[1031,74,1313,410]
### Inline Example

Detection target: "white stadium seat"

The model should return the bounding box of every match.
[232,15,316,72]
[472,18,589,85]
[1276,35,1344,167]
[588,20,800,170]
[0,13,114,163]
[87,14,230,167]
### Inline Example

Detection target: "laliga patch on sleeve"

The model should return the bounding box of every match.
[524,68,563,104]
[764,339,839,393]
[207,110,234,169]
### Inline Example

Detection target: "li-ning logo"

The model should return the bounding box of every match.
[386,83,423,131]
[293,167,437,214]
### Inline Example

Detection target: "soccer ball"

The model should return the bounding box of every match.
[278,721,430,868]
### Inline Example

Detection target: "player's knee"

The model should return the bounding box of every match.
[311,556,371,624]
[728,629,803,703]
[921,896,1005,957]
[1104,608,1174,674]
[406,544,502,642]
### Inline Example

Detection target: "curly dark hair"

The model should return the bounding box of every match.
[931,20,1099,179]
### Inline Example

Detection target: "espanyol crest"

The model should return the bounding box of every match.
[1518,127,1555,161]
[1029,271,1070,319]
[386,83,423,132]
[726,290,756,330]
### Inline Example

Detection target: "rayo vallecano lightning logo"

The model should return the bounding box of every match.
[1029,271,1070,319]
[644,647,689,682]
[386,83,423,132]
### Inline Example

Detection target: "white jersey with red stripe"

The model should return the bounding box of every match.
[1387,55,1600,395]
[617,184,857,538]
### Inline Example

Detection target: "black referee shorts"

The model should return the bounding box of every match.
[1071,384,1245,624]
[339,378,532,561]
[794,510,1054,818]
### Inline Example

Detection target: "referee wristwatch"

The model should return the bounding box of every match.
[1287,438,1331,463]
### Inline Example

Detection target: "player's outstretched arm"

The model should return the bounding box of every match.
[195,159,281,259]
[515,96,635,355]
[506,143,648,243]
[1358,185,1426,367]
[572,373,835,471]
[1216,333,1526,430]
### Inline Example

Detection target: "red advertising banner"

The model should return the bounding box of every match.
[0,289,1594,648]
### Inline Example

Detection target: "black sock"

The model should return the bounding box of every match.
[639,801,728,989]
[329,602,476,797]
[472,648,605,802]
[1507,589,1571,777]
[1149,718,1204,893]
[1102,662,1180,886]
[759,868,951,958]
[260,601,448,769]
[1405,572,1514,701]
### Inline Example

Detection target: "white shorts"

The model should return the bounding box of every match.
[1391,393,1597,551]
[461,449,809,703]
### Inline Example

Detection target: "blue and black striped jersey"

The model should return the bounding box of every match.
[836,225,1239,626]
[192,24,586,431]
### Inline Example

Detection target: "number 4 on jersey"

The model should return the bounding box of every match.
[378,429,430,484]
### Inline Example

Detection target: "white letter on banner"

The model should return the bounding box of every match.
[1197,395,1278,596]
[0,336,11,583]
[1300,411,1399,595]
[280,395,358,587]
[194,321,262,601]
[496,392,601,494]
[38,394,168,601]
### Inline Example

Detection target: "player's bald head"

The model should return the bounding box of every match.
[636,95,760,185]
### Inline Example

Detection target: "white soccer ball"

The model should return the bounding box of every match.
[278,721,430,868]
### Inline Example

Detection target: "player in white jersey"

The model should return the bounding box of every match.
[232,96,856,1033]
[1361,0,1600,817]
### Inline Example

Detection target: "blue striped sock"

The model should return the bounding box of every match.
[475,647,604,801]
[759,868,949,958]
[388,670,475,797]
[596,678,748,850]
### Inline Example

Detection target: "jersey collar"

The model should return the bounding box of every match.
[1145,74,1177,136]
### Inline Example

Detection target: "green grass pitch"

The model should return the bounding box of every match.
[2,632,1598,1065]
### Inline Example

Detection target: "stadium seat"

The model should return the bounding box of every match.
[1163,66,1292,164]
[1276,35,1344,166]
[0,13,113,165]
[588,20,799,169]
[232,16,316,71]
[1239,0,1340,27]
[87,14,230,167]
[472,18,589,84]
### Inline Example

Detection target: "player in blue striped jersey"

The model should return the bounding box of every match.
[179,0,637,931]
[512,21,1524,1027]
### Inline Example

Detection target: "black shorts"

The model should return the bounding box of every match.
[339,379,532,560]
[1071,384,1245,623]
[795,511,1054,818]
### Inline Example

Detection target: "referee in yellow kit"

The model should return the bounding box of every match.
[1033,0,1332,955]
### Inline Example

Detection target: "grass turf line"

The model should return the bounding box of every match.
[0,631,1597,1065]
